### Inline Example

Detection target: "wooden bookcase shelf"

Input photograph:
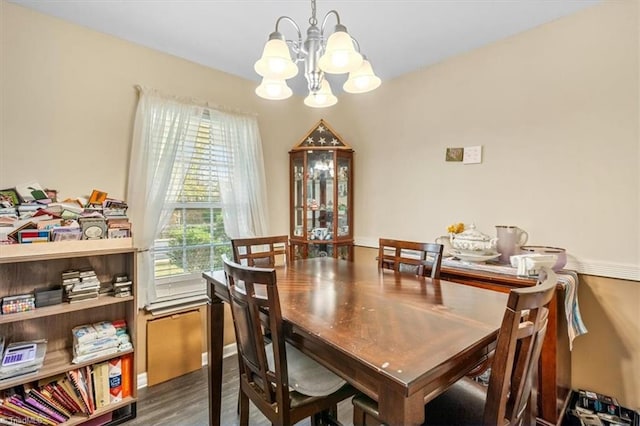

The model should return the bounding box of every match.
[0,348,134,392]
[0,238,138,424]
[0,295,134,325]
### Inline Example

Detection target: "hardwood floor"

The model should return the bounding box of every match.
[124,354,355,425]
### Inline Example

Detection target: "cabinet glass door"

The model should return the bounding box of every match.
[291,153,305,237]
[336,151,351,238]
[306,150,334,242]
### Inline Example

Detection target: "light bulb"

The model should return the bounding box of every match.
[330,51,349,69]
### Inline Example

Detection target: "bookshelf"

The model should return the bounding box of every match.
[0,238,137,424]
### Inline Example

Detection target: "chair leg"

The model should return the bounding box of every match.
[238,390,250,426]
[311,412,323,426]
[353,402,367,426]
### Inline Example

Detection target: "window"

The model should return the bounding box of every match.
[152,110,233,301]
[127,88,268,311]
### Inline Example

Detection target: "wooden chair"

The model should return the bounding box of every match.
[231,235,291,267]
[223,257,356,426]
[378,238,444,278]
[352,272,557,426]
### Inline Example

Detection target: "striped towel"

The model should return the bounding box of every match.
[442,258,588,350]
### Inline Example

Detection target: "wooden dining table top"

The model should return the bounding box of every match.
[204,257,509,425]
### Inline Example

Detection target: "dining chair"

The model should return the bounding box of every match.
[231,235,291,267]
[378,238,444,278]
[352,272,557,426]
[223,256,356,426]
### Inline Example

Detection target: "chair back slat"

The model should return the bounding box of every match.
[484,275,556,426]
[232,235,291,267]
[378,238,444,278]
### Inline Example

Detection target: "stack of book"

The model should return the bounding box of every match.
[62,270,100,303]
[112,275,132,298]
[16,203,44,220]
[0,206,17,221]
[0,357,127,423]
[103,198,131,238]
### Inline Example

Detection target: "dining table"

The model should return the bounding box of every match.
[203,257,509,426]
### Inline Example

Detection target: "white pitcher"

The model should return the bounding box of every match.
[495,225,528,264]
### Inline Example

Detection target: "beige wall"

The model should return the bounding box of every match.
[2,0,639,410]
[336,0,638,278]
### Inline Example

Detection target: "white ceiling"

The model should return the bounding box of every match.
[9,0,601,95]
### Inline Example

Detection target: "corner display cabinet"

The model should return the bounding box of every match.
[290,119,354,261]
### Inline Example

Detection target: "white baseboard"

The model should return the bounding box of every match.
[137,344,238,390]
[137,372,148,389]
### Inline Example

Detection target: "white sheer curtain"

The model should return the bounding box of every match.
[215,110,269,239]
[127,87,268,307]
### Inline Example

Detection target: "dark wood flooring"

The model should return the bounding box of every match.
[123,354,354,425]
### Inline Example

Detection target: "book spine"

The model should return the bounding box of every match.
[2,398,57,426]
[53,380,84,414]
[121,354,132,399]
[32,387,72,419]
[24,395,67,423]
[107,358,123,403]
[92,361,110,409]
[65,370,92,414]
[82,365,95,413]
[40,385,75,415]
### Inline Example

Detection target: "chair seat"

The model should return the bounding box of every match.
[266,342,347,397]
[423,377,487,425]
[352,377,487,425]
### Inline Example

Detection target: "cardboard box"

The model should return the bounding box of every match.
[146,310,202,386]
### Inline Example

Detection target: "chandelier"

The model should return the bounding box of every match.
[254,0,381,108]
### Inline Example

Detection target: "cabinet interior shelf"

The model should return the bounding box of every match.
[0,347,134,391]
[0,295,134,325]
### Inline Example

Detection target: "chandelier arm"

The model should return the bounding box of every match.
[319,10,341,37]
[350,37,362,53]
[275,16,302,42]
[274,16,303,57]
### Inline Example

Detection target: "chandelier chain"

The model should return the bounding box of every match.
[309,0,317,26]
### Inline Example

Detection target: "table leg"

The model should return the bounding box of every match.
[378,388,425,426]
[208,298,224,426]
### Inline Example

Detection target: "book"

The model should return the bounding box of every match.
[107,358,122,403]
[66,369,93,414]
[120,354,132,398]
[49,378,84,414]
[92,362,111,409]
[88,190,108,206]
[30,384,73,418]
[82,365,95,413]
[1,397,57,426]
[24,393,68,423]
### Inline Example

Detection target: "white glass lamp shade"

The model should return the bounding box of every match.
[255,78,293,100]
[254,38,298,80]
[343,59,381,94]
[304,79,337,108]
[318,30,363,74]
